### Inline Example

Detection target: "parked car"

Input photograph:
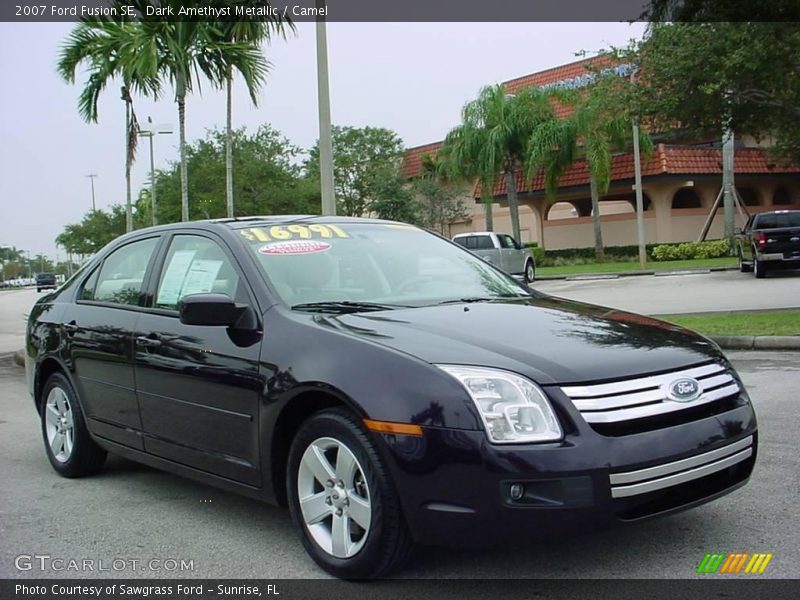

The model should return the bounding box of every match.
[735,209,800,278]
[35,272,57,293]
[26,217,757,579]
[452,231,536,283]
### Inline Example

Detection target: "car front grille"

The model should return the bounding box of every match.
[609,435,754,499]
[560,362,741,435]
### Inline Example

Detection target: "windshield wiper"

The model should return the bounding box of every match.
[434,295,529,306]
[292,301,413,314]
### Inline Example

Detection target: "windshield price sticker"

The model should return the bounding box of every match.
[258,240,332,256]
[241,224,349,243]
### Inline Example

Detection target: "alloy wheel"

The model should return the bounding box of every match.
[44,386,74,463]
[297,437,372,559]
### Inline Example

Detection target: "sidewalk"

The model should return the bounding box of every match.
[537,265,737,281]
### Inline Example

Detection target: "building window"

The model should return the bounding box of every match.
[672,188,702,209]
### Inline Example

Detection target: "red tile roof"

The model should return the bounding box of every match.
[503,54,613,94]
[402,56,613,178]
[483,145,800,198]
[402,141,443,178]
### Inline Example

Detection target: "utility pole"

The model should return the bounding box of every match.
[86,173,98,211]
[632,121,647,269]
[629,70,647,270]
[722,129,736,249]
[316,0,336,216]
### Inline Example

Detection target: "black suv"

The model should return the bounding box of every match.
[26,217,757,578]
[35,272,57,292]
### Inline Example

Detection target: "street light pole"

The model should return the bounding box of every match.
[139,118,173,226]
[86,174,98,211]
[316,0,336,216]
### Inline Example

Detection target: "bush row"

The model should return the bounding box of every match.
[523,239,730,266]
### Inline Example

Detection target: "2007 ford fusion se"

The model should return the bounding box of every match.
[26,217,757,578]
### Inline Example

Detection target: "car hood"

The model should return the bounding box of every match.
[312,295,724,385]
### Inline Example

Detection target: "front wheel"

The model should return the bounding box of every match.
[286,408,414,579]
[524,260,536,284]
[738,250,752,273]
[40,372,106,477]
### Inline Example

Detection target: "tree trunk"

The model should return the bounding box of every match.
[178,94,189,222]
[483,199,494,231]
[589,172,605,261]
[506,169,522,242]
[225,68,234,219]
[125,99,133,233]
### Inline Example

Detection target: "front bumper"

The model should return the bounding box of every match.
[376,399,757,547]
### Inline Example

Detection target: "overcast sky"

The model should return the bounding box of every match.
[0,21,646,258]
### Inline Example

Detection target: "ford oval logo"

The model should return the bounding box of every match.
[665,377,701,402]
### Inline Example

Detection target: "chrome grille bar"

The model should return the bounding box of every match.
[610,436,754,499]
[560,362,740,424]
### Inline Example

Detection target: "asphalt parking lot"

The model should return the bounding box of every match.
[1,351,798,579]
[535,269,800,315]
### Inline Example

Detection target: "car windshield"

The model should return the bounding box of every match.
[238,222,530,309]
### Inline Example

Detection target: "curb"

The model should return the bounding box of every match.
[711,335,800,351]
[537,266,738,281]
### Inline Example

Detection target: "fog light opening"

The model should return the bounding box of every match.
[509,483,524,501]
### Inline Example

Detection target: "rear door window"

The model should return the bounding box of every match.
[89,238,159,306]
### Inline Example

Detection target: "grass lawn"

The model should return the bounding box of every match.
[538,256,736,277]
[657,310,800,337]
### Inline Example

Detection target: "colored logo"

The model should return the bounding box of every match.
[665,377,701,402]
[258,240,332,256]
[697,552,774,575]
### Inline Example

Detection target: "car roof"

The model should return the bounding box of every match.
[453,232,496,238]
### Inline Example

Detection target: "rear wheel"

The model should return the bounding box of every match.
[286,408,414,579]
[754,253,767,279]
[524,260,536,284]
[40,372,106,477]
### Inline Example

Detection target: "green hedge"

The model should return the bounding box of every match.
[650,239,730,261]
[523,240,730,266]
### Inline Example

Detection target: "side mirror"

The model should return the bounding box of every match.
[179,293,243,327]
[734,227,743,235]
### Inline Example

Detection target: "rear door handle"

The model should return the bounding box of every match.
[64,321,78,336]
[136,335,162,349]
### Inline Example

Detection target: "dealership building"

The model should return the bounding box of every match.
[403,56,800,248]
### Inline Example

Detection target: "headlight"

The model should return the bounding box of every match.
[437,365,562,444]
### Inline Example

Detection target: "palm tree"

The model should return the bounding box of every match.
[528,80,653,261]
[217,17,292,218]
[440,85,556,241]
[57,19,162,232]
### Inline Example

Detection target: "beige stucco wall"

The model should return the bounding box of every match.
[446,176,800,249]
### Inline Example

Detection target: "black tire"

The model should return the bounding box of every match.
[524,260,536,284]
[738,250,752,273]
[286,408,414,579]
[40,372,106,478]
[754,253,767,279]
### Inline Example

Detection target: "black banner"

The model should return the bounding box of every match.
[2,0,799,23]
[2,579,800,600]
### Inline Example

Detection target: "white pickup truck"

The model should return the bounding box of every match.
[453,232,536,283]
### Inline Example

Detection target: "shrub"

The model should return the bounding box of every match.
[651,239,730,261]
